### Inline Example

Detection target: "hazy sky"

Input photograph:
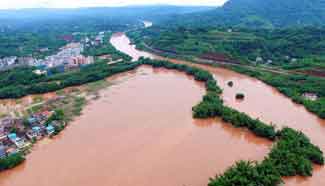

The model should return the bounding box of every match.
[0,0,228,9]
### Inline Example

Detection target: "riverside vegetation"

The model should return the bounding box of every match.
[229,65,325,118]
[0,61,140,99]
[0,153,25,171]
[138,58,324,186]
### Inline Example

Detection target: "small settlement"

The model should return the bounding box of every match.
[0,109,63,159]
[0,31,115,163]
[0,31,108,72]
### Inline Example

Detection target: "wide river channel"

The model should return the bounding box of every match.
[0,31,324,186]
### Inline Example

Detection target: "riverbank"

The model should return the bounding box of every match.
[0,63,141,171]
[0,62,273,186]
[0,84,92,171]
[140,58,323,186]
[130,39,325,119]
[1,50,323,186]
[5,56,320,185]
[111,32,325,186]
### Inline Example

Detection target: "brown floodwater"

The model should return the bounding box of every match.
[0,63,271,185]
[110,33,325,186]
[110,32,154,61]
[1,31,324,186]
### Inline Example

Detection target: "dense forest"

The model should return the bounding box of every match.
[129,26,325,69]
[0,31,68,58]
[154,0,325,28]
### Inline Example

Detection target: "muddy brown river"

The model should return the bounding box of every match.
[110,33,325,186]
[0,32,324,186]
[0,54,271,186]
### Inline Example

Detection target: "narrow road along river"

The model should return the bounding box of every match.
[110,32,325,186]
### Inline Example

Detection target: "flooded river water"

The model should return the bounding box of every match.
[110,32,325,186]
[0,50,270,185]
[0,31,324,186]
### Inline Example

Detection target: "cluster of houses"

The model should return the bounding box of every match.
[0,56,39,71]
[0,111,59,159]
[0,57,17,69]
[302,93,318,101]
[255,55,298,65]
[82,31,105,47]
[32,42,95,75]
[0,36,101,72]
[0,43,94,73]
[0,31,110,72]
[37,43,93,70]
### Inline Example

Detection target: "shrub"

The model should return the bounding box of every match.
[0,153,25,171]
[208,160,282,186]
[268,127,324,176]
[236,93,245,99]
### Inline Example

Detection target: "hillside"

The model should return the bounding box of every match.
[156,0,325,28]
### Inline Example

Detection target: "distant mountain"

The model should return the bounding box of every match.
[157,0,325,28]
[0,6,213,21]
[0,6,213,30]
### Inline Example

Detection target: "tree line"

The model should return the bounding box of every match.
[0,61,140,99]
[0,153,25,171]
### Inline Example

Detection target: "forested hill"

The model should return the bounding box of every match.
[156,0,325,28]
